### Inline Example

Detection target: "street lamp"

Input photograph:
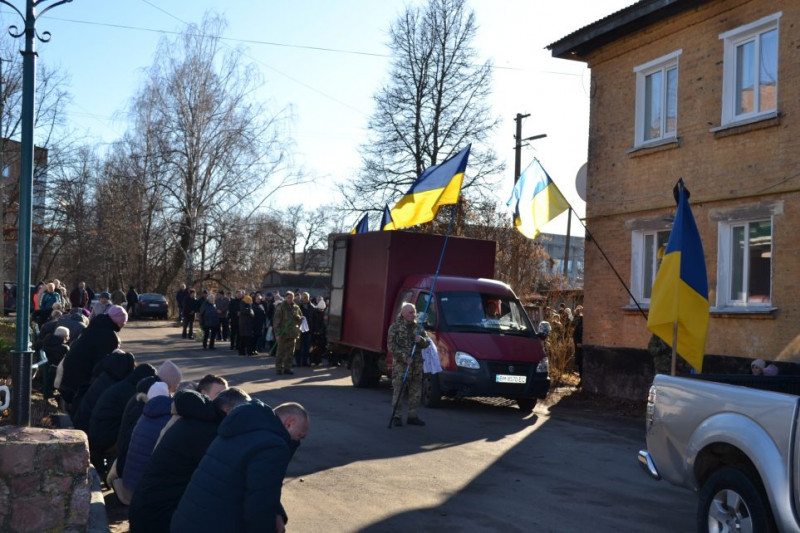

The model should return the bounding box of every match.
[0,0,73,426]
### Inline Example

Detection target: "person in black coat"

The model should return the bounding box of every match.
[251,293,267,355]
[181,289,198,339]
[228,290,242,350]
[88,363,157,476]
[58,306,128,413]
[113,375,160,480]
[72,350,135,432]
[128,387,250,533]
[170,400,309,533]
[126,286,139,317]
[237,295,255,356]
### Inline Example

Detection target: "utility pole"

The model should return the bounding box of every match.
[513,113,547,182]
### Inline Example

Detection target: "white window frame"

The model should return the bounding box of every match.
[719,12,781,126]
[630,228,671,305]
[634,50,681,147]
[716,218,773,308]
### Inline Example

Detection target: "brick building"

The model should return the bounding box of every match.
[549,0,799,364]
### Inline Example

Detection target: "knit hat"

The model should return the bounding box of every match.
[242,295,253,304]
[316,299,327,311]
[107,305,128,327]
[751,358,766,371]
[158,360,183,391]
[100,292,111,300]
[147,381,170,400]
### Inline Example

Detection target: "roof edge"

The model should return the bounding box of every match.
[548,0,711,61]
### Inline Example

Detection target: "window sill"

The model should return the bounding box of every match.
[621,304,777,318]
[710,112,780,139]
[710,306,777,318]
[627,137,680,156]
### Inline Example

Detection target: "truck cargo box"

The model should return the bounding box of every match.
[328,231,495,354]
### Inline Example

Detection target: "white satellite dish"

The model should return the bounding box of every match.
[575,163,587,202]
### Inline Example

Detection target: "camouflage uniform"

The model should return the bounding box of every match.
[273,300,302,372]
[387,313,430,419]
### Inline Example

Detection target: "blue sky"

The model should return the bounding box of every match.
[3,0,635,232]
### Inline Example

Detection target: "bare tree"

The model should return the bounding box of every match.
[129,14,290,293]
[341,0,502,217]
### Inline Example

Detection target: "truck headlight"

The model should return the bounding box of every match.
[536,357,549,374]
[455,351,480,369]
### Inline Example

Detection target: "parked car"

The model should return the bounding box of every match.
[3,282,38,315]
[136,293,169,319]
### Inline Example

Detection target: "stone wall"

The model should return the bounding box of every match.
[0,427,91,533]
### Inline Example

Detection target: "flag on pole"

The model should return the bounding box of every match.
[389,145,470,229]
[350,213,369,234]
[647,179,709,372]
[381,204,395,231]
[506,158,570,239]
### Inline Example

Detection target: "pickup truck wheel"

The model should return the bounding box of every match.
[422,373,442,408]
[516,398,536,412]
[697,467,773,533]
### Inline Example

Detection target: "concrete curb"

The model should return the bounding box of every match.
[88,466,110,533]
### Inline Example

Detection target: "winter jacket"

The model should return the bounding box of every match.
[272,301,302,341]
[116,376,160,477]
[126,288,139,307]
[58,314,121,406]
[72,351,135,432]
[198,301,220,328]
[122,394,172,495]
[88,364,157,457]
[39,290,61,314]
[238,303,255,337]
[128,390,225,533]
[69,287,90,309]
[215,295,230,318]
[57,312,89,343]
[182,297,198,318]
[252,303,266,334]
[170,400,296,533]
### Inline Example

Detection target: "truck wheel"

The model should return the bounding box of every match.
[516,398,536,412]
[422,373,442,408]
[350,349,380,388]
[697,467,774,533]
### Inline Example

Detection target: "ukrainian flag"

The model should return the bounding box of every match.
[350,214,369,234]
[381,204,395,231]
[506,158,570,239]
[647,179,709,372]
[389,145,470,229]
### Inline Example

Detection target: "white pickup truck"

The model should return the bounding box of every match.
[638,373,800,533]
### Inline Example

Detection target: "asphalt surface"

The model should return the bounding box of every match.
[105,320,695,532]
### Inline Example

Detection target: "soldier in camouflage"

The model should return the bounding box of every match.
[388,302,430,427]
[272,291,303,375]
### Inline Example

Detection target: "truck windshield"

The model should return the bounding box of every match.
[437,291,534,335]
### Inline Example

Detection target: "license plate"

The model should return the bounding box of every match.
[148,304,159,307]
[496,374,526,384]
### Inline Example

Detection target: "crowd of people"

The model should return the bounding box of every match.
[175,285,336,372]
[26,278,311,532]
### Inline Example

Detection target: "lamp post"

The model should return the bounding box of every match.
[0,0,72,426]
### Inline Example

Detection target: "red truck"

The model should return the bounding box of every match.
[328,231,549,411]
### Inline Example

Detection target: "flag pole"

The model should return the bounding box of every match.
[571,215,648,320]
[671,323,677,376]
[388,203,457,428]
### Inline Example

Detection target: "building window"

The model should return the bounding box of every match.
[720,12,781,126]
[631,229,670,304]
[717,219,772,306]
[634,50,680,147]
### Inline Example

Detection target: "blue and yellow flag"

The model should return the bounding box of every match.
[381,204,395,231]
[506,158,570,239]
[647,179,709,372]
[350,214,369,234]
[389,145,470,229]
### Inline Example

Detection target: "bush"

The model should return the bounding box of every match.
[0,319,20,377]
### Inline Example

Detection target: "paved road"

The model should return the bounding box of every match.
[115,321,696,532]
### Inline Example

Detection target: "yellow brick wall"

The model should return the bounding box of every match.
[580,0,800,360]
